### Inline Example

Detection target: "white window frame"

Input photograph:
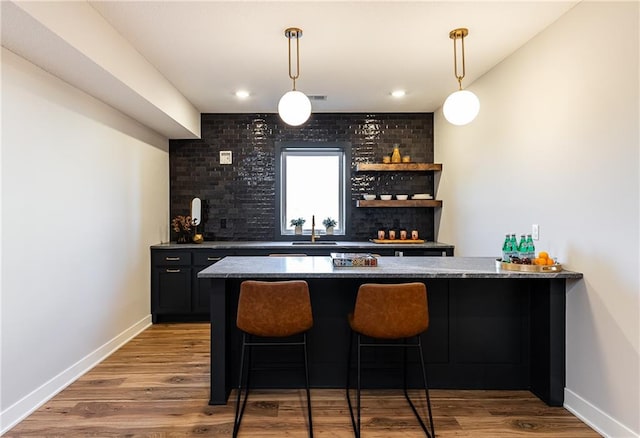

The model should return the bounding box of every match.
[275,142,350,238]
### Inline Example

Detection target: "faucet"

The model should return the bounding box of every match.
[311,215,319,243]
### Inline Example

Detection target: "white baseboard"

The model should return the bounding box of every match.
[564,388,639,438]
[0,315,152,435]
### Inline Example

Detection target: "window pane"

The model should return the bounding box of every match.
[285,154,341,231]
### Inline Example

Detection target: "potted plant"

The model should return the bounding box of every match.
[322,217,337,235]
[171,215,193,243]
[290,218,306,235]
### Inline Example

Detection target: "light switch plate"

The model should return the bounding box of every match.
[220,151,232,165]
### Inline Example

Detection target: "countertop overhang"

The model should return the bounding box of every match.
[197,256,582,279]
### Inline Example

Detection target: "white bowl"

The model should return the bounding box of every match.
[396,194,408,200]
[363,194,376,200]
[380,194,392,201]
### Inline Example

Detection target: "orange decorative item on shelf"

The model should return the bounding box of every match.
[391,145,401,163]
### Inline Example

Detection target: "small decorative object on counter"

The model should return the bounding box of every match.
[391,144,402,163]
[322,217,337,234]
[191,215,204,244]
[382,155,391,164]
[192,233,204,244]
[388,230,396,240]
[402,155,411,163]
[411,230,419,240]
[400,229,408,240]
[290,217,306,235]
[171,215,193,244]
[377,229,386,240]
[331,252,378,267]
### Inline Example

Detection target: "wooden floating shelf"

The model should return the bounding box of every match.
[356,199,443,208]
[356,163,442,172]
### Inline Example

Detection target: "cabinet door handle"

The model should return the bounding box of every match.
[166,269,181,273]
[165,257,181,261]
[207,257,222,262]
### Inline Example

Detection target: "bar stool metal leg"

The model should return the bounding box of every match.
[233,333,251,438]
[416,337,435,438]
[303,333,314,438]
[356,334,362,438]
[345,331,360,437]
[401,337,434,438]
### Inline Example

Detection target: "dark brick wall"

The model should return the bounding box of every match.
[170,113,435,241]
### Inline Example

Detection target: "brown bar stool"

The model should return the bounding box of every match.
[345,282,435,438]
[233,280,314,438]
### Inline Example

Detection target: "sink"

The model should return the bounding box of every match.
[291,241,338,245]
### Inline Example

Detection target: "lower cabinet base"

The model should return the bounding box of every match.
[152,314,209,324]
[209,277,565,407]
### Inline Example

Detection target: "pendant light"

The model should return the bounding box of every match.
[278,27,312,126]
[443,28,480,126]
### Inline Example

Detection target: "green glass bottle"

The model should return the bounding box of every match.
[502,234,511,262]
[526,234,535,259]
[509,234,519,261]
[518,234,527,259]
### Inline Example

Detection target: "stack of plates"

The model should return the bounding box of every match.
[412,193,433,200]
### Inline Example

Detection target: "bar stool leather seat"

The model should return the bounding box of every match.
[233,280,314,437]
[346,282,435,438]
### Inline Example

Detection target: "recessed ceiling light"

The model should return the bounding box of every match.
[391,90,406,98]
[235,90,250,99]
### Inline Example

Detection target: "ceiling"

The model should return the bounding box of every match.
[1,1,579,137]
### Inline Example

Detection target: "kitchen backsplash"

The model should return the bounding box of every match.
[170,113,435,241]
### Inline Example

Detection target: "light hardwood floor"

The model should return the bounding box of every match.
[6,323,600,437]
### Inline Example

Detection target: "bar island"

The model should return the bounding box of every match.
[198,256,582,407]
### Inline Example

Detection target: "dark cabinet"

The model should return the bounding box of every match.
[151,250,224,323]
[192,251,227,314]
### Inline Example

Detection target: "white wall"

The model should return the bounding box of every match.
[0,48,170,432]
[435,2,639,437]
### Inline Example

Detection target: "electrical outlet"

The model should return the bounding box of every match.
[220,151,232,165]
[532,224,539,240]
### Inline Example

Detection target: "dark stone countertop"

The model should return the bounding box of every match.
[151,240,454,251]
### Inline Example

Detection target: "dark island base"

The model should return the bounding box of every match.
[210,277,565,407]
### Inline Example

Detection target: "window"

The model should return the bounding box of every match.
[276,142,350,237]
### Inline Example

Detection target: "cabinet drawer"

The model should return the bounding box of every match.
[194,252,226,266]
[152,251,192,266]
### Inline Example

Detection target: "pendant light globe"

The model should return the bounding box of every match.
[443,89,480,126]
[278,90,312,126]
